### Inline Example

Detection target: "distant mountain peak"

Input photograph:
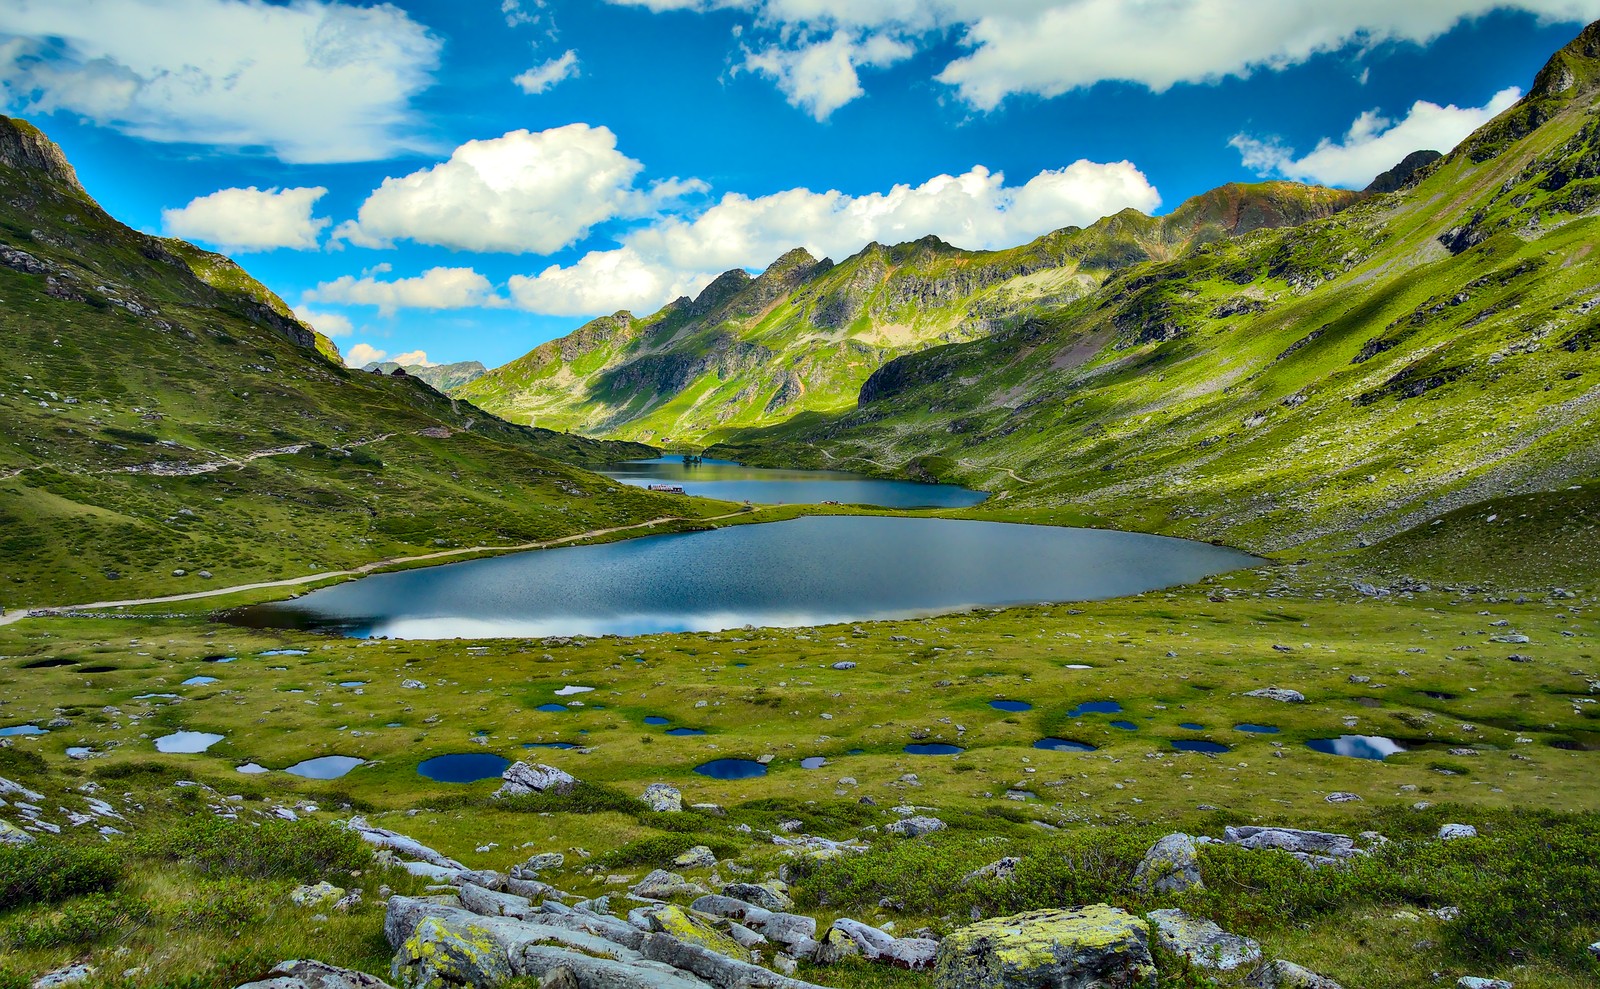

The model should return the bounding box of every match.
[0,116,84,194]
[1365,150,1443,194]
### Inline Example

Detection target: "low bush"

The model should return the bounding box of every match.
[137,818,369,880]
[598,833,741,868]
[0,892,149,949]
[0,840,124,909]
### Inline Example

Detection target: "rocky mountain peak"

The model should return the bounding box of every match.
[1365,150,1443,194]
[762,247,822,278]
[0,116,84,193]
[688,268,753,316]
[1531,18,1600,98]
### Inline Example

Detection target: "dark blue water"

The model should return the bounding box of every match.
[801,757,827,769]
[1034,737,1097,752]
[229,517,1258,640]
[666,727,706,736]
[990,700,1032,712]
[600,458,987,509]
[1172,739,1231,754]
[1234,723,1280,734]
[695,758,767,779]
[1068,700,1123,717]
[418,753,510,782]
[1110,720,1138,731]
[536,704,570,713]
[643,716,670,726]
[1179,722,1205,730]
[1307,735,1407,760]
[904,743,964,755]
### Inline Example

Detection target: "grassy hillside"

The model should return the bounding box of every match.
[459,183,1360,446]
[716,23,1600,572]
[0,115,689,607]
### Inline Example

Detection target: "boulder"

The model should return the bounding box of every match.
[963,858,1021,886]
[31,964,95,989]
[457,883,535,919]
[391,916,515,988]
[1132,834,1203,894]
[517,945,714,989]
[723,882,793,912]
[345,818,466,871]
[635,904,751,962]
[637,933,824,989]
[515,852,565,875]
[1223,826,1358,865]
[497,763,577,798]
[1244,688,1306,703]
[831,918,939,969]
[809,926,861,965]
[933,905,1156,989]
[1147,909,1261,971]
[236,960,398,989]
[691,894,773,927]
[758,913,818,952]
[886,816,946,837]
[1457,980,1512,989]
[1246,959,1345,989]
[641,783,684,813]
[291,882,346,908]
[1439,824,1479,840]
[0,819,35,845]
[633,869,706,900]
[674,845,718,869]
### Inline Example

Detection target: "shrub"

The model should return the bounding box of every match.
[0,840,124,909]
[598,833,740,868]
[167,878,268,932]
[0,892,149,949]
[138,818,369,880]
[492,781,640,816]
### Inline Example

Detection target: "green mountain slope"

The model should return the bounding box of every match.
[459,182,1360,445]
[0,116,675,606]
[361,360,488,391]
[717,21,1600,569]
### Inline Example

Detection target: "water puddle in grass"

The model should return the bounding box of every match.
[285,755,365,779]
[65,747,92,759]
[555,686,595,696]
[0,725,47,736]
[338,681,366,688]
[643,716,670,726]
[155,731,224,753]
[1064,664,1094,670]
[694,758,767,779]
[203,656,237,664]
[134,693,180,701]
[1179,722,1205,730]
[1234,723,1280,734]
[989,700,1032,712]
[236,763,270,774]
[20,658,76,669]
[417,753,510,783]
[524,742,577,750]
[1033,737,1097,752]
[260,649,308,656]
[848,748,865,755]
[535,704,570,713]
[1068,700,1122,717]
[1110,720,1138,731]
[800,757,827,769]
[904,743,964,755]
[1422,691,1458,701]
[1307,735,1407,760]
[182,676,218,686]
[666,728,706,737]
[1172,739,1231,754]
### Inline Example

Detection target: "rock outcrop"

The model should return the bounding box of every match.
[1132,833,1203,894]
[933,905,1157,989]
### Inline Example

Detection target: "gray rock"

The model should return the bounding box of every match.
[344,818,466,871]
[1439,824,1479,840]
[963,857,1021,886]
[497,762,578,798]
[1147,909,1261,971]
[291,882,346,908]
[673,845,717,869]
[759,913,818,950]
[1133,834,1203,894]
[1457,980,1512,989]
[831,918,939,969]
[638,932,824,988]
[885,815,946,837]
[391,915,515,987]
[236,960,397,989]
[1244,688,1307,703]
[0,818,35,845]
[539,968,579,989]
[641,783,684,813]
[1324,792,1362,804]
[723,882,793,912]
[516,852,565,875]
[831,662,857,670]
[934,905,1156,989]
[690,895,772,927]
[1224,827,1358,860]
[632,869,706,900]
[458,882,536,919]
[517,945,714,989]
[1246,959,1345,989]
[32,964,95,989]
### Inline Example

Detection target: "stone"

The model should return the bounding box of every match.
[636,904,751,962]
[1223,827,1358,862]
[933,905,1156,989]
[236,960,398,989]
[641,783,684,813]
[31,964,95,989]
[1439,824,1479,840]
[810,926,861,965]
[538,968,578,989]
[674,845,718,869]
[1324,792,1362,804]
[345,818,467,871]
[1244,688,1307,703]
[637,932,820,988]
[391,916,515,988]
[963,857,1021,886]
[831,918,939,969]
[831,662,857,670]
[496,762,578,798]
[291,882,347,908]
[759,913,819,951]
[1147,909,1261,971]
[691,894,773,927]
[0,818,35,845]
[515,852,565,875]
[723,882,793,912]
[886,815,947,837]
[632,869,706,900]
[1246,959,1345,989]
[1457,980,1512,989]
[1132,834,1203,894]
[457,883,535,919]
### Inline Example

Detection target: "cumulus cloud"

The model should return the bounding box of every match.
[306,267,503,316]
[391,349,436,366]
[291,305,354,338]
[332,124,701,254]
[0,0,441,163]
[345,342,388,366]
[1231,86,1522,187]
[162,186,329,252]
[604,0,1600,113]
[740,32,910,120]
[507,247,719,317]
[514,49,579,94]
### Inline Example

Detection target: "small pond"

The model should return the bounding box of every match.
[1172,739,1231,754]
[203,656,238,664]
[643,716,670,726]
[666,727,706,737]
[338,681,366,688]
[260,649,308,656]
[227,517,1260,640]
[800,757,828,769]
[1034,737,1097,752]
[236,763,270,774]
[1179,722,1205,730]
[183,676,218,686]
[155,731,224,753]
[535,704,570,713]
[599,457,987,509]
[989,700,1032,712]
[1068,700,1122,717]
[285,755,366,779]
[1307,735,1408,760]
[904,743,964,755]
[1109,720,1138,731]
[0,725,47,737]
[417,753,510,783]
[1234,723,1280,734]
[694,758,767,779]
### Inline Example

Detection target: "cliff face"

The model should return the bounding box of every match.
[461,182,1362,444]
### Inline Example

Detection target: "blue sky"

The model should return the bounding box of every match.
[3,1,1597,369]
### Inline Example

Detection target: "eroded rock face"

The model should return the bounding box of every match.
[933,905,1157,989]
[496,763,577,799]
[1147,909,1261,971]
[1133,834,1203,894]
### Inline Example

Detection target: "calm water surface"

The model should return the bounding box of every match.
[228,516,1258,639]
[600,457,987,508]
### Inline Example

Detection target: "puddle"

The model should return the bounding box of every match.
[555,685,595,696]
[260,649,309,656]
[155,731,224,753]
[65,747,92,759]
[1307,735,1407,760]
[0,725,47,737]
[385,723,404,728]
[848,748,865,755]
[904,743,964,755]
[79,665,118,673]
[1172,739,1231,754]
[1179,722,1205,730]
[800,757,827,769]
[1068,700,1122,717]
[236,763,270,774]
[134,693,180,701]
[417,753,511,783]
[1064,664,1094,670]
[694,758,767,779]
[666,727,707,737]
[535,704,570,713]
[182,676,218,686]
[1033,737,1097,752]
[1109,720,1138,731]
[284,755,365,779]
[1422,691,1458,701]
[338,681,367,687]
[643,716,670,726]
[203,656,238,664]
[21,658,76,669]
[1233,723,1280,734]
[989,700,1032,712]
[523,742,578,750]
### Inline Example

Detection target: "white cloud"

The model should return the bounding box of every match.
[508,247,718,317]
[345,342,388,366]
[1231,86,1522,187]
[332,124,700,254]
[162,186,329,252]
[291,305,354,338]
[514,49,579,94]
[392,349,436,366]
[604,0,1600,112]
[740,32,910,120]
[0,0,441,163]
[306,267,503,316]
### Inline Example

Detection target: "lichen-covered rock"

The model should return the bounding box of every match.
[1133,834,1203,894]
[0,819,34,845]
[632,869,706,900]
[636,904,751,962]
[674,845,717,868]
[723,881,793,912]
[1223,826,1358,862]
[496,763,577,799]
[1147,909,1261,971]
[236,960,398,989]
[290,882,346,908]
[934,906,1156,989]
[641,783,684,812]
[392,916,515,988]
[885,816,946,837]
[514,852,564,876]
[1246,959,1345,989]
[810,926,862,965]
